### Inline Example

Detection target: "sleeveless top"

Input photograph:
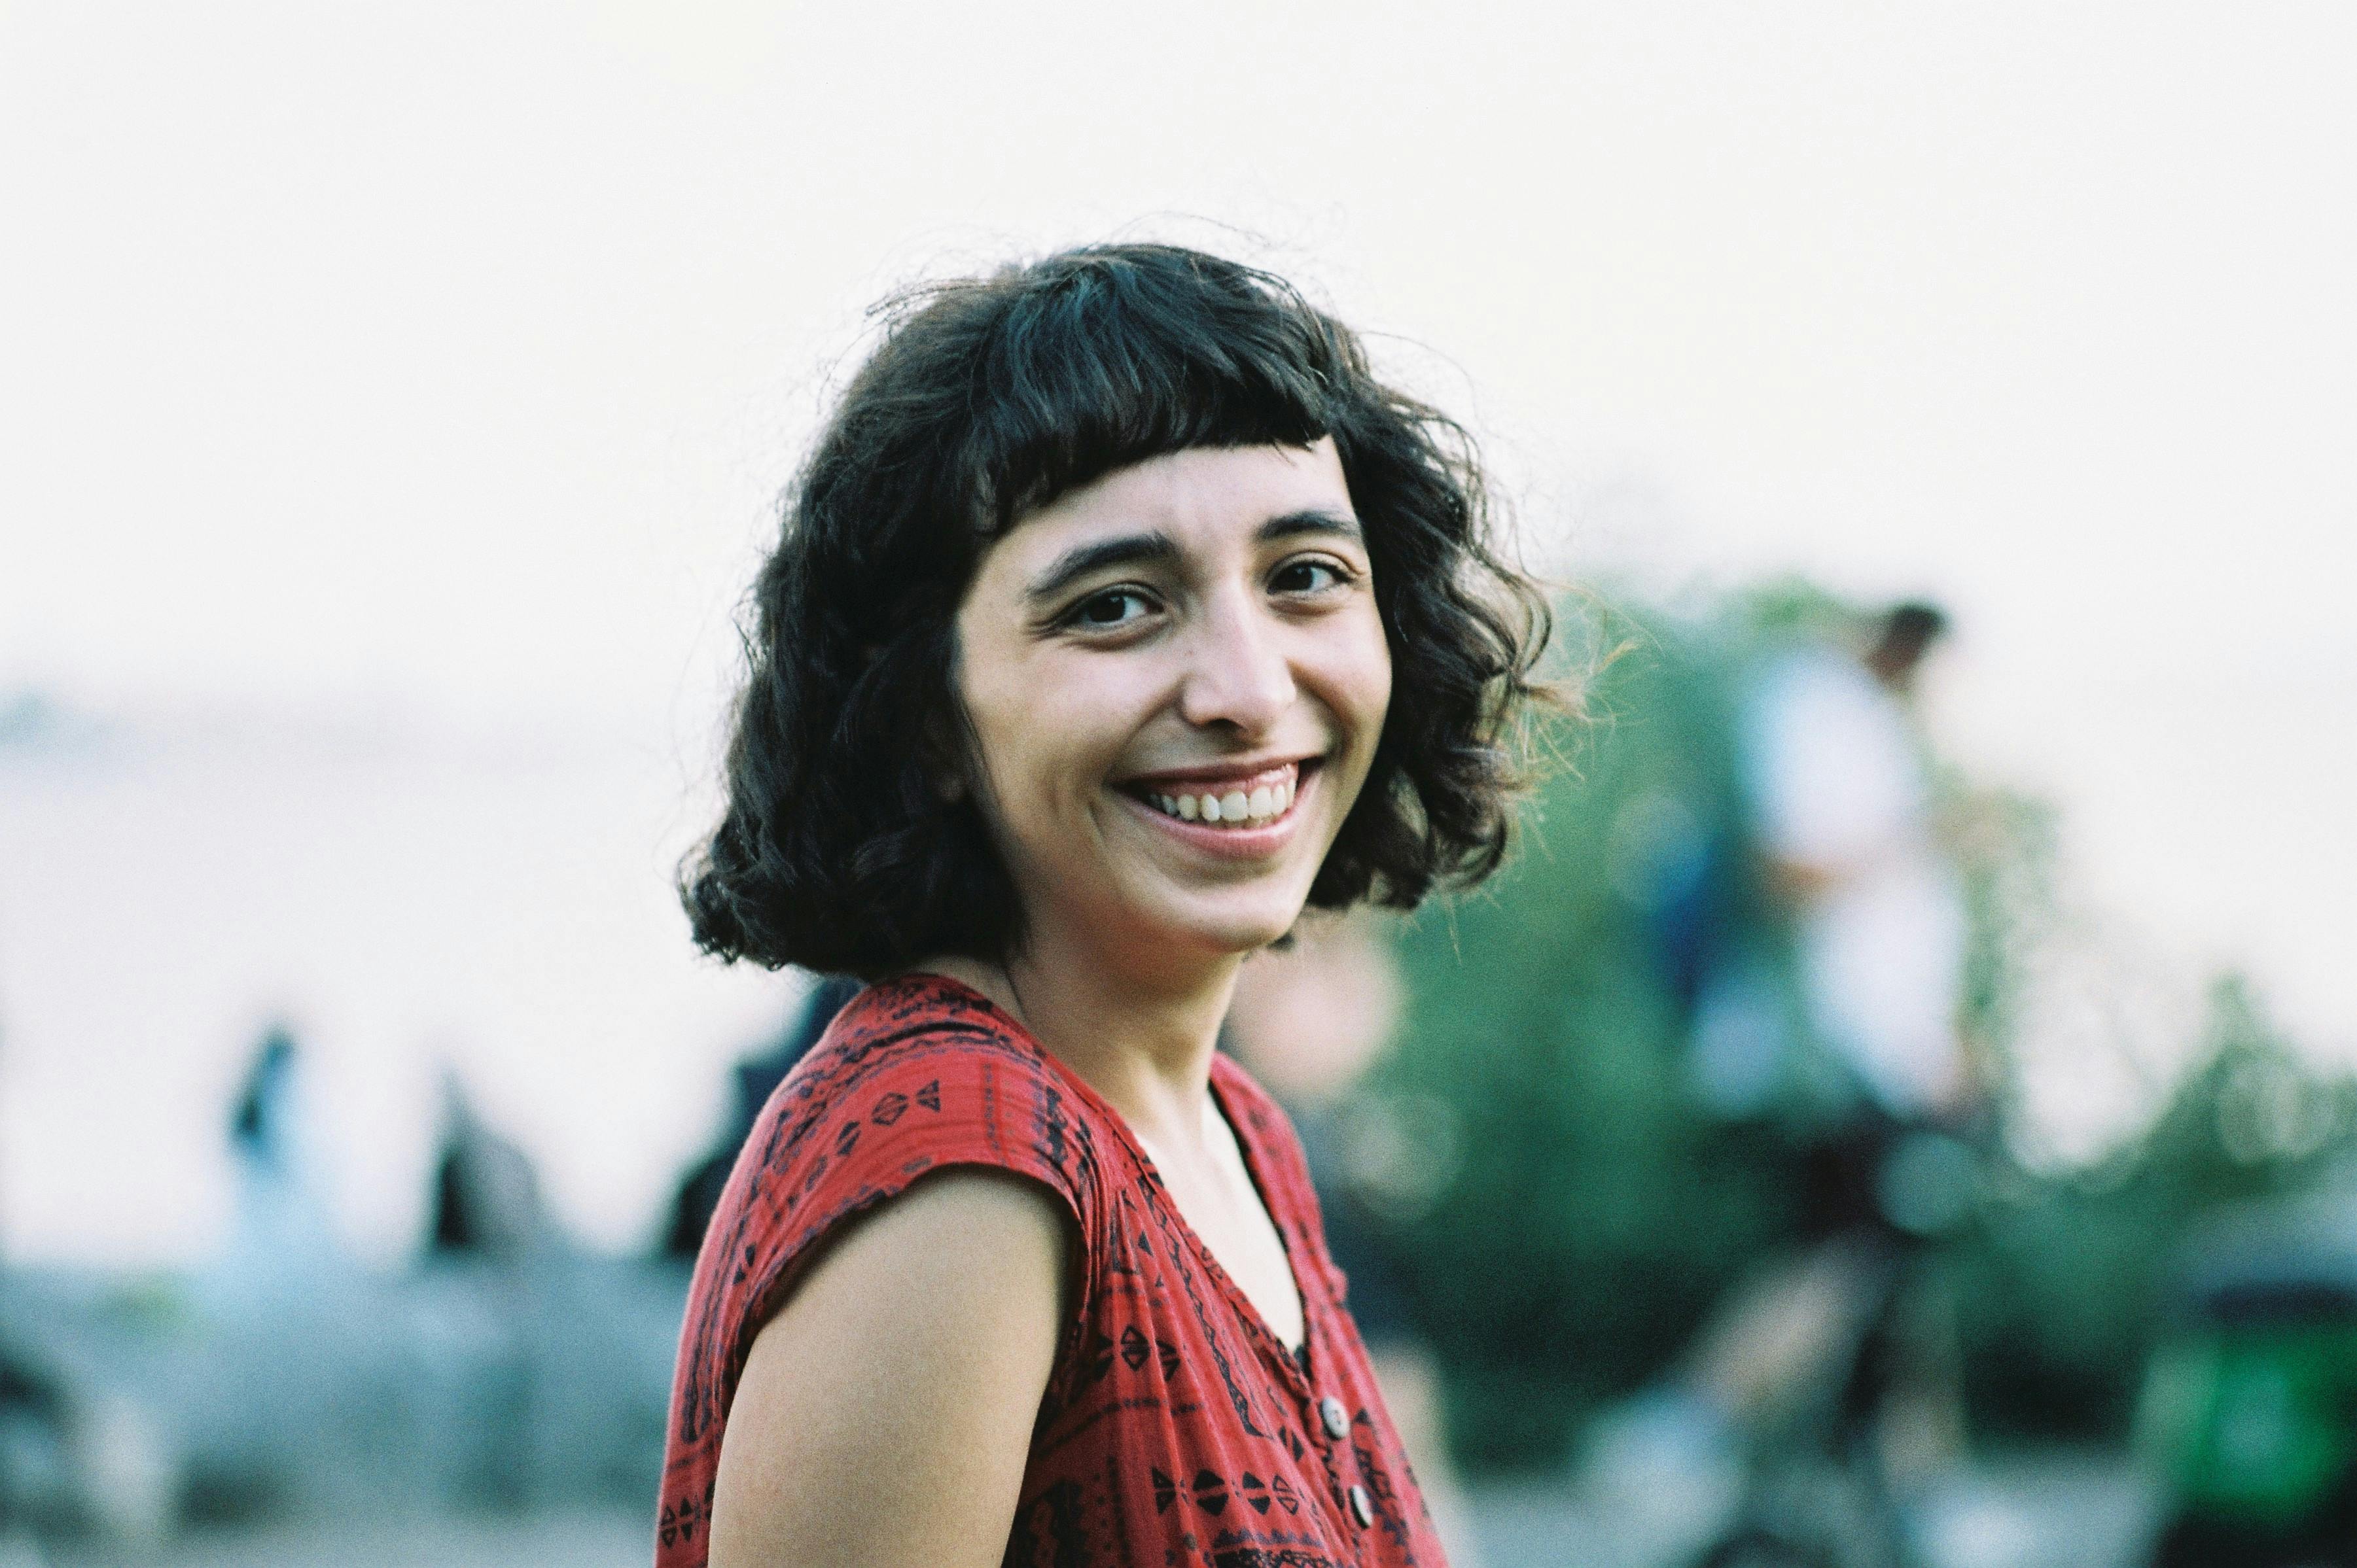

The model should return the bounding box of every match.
[656,972,1448,1567]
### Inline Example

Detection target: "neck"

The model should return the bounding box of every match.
[917,934,1243,1156]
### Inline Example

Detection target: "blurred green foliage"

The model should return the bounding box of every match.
[1358,588,2357,1474]
[1956,979,2357,1443]
[1363,592,1784,1472]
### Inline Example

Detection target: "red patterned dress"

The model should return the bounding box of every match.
[656,971,1447,1567]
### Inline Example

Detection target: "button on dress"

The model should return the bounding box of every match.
[656,973,1447,1567]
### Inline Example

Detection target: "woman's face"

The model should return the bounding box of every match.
[952,438,1391,976]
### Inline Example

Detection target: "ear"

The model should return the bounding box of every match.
[927,632,983,804]
[921,712,971,803]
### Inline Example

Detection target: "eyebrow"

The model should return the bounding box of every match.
[1258,508,1363,546]
[1023,532,1182,604]
[1022,510,1364,605]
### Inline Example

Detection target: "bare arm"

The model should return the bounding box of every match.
[707,1168,1074,1568]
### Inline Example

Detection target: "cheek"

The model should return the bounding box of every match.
[947,631,1037,816]
[1343,614,1394,751]
[961,652,1136,819]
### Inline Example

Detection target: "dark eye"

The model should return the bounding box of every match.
[1069,587,1155,629]
[1272,559,1349,595]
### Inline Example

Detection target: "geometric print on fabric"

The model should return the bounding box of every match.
[654,971,1448,1567]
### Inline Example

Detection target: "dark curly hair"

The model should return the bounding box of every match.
[683,243,1552,979]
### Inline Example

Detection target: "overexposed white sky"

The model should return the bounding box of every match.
[3,3,2354,1253]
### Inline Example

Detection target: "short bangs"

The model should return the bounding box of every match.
[938,250,1346,536]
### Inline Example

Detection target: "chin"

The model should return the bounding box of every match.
[1154,894,1309,958]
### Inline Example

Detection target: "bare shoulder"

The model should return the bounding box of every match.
[708,1168,1075,1568]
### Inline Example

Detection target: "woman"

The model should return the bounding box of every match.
[661,243,1549,1567]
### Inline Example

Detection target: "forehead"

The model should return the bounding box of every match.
[989,438,1354,569]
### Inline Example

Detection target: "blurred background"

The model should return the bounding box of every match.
[3,4,2354,1565]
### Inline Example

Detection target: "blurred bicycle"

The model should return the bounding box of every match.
[1583,1122,1983,1568]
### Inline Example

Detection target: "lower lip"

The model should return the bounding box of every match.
[1116,769,1315,862]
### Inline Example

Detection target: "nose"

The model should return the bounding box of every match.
[1177,589,1294,735]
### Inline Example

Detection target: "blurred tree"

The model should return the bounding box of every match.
[1954,977,2357,1443]
[1358,582,2357,1475]
[1362,595,1806,1472]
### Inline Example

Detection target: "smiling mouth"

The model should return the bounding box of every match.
[1118,758,1322,829]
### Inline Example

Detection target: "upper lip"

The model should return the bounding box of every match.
[1116,752,1323,791]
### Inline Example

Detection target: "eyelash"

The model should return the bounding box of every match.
[1058,557,1358,633]
[1063,587,1160,631]
[1271,558,1353,597]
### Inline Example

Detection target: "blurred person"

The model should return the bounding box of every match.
[1599,602,1983,1567]
[1735,602,1979,1461]
[213,1022,350,1295]
[1743,601,1968,1132]
[659,243,1551,1567]
[429,1069,556,1261]
[1224,914,1484,1565]
[1682,601,1968,1128]
[660,975,861,1261]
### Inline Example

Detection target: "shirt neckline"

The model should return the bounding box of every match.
[895,971,1321,1395]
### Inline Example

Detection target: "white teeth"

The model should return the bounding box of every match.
[1137,769,1303,827]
